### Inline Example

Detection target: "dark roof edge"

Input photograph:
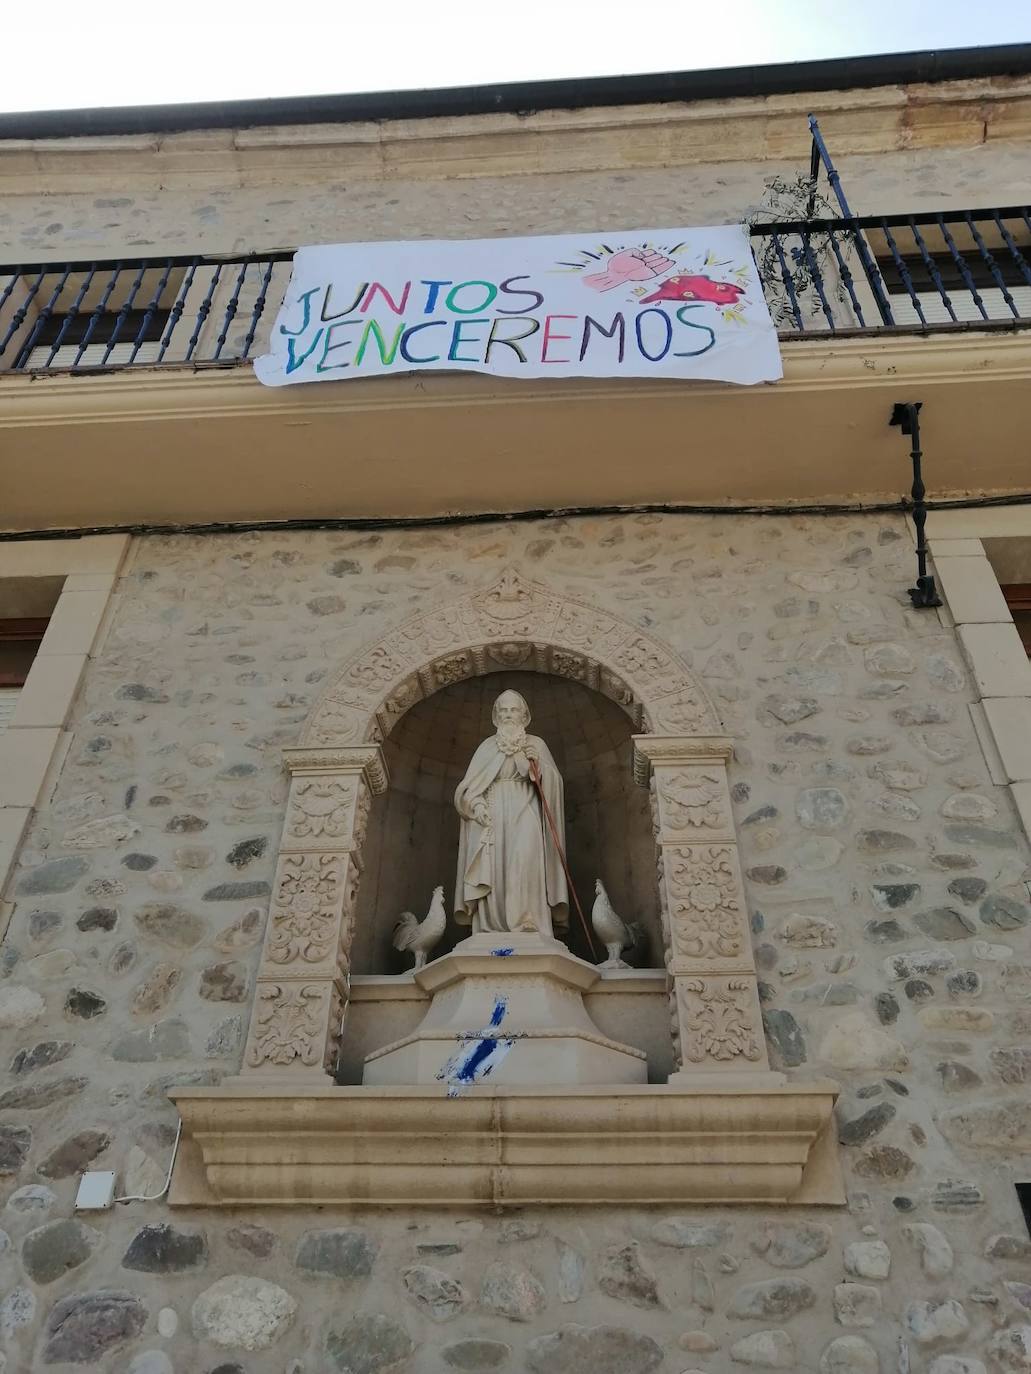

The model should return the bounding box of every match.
[3,44,1031,141]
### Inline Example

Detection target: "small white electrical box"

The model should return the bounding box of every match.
[75,1170,116,1211]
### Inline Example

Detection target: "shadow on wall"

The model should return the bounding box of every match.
[351,670,660,972]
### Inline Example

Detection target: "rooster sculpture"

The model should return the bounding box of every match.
[591,879,638,968]
[392,885,447,971]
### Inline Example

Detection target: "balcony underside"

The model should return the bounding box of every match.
[2,331,1030,531]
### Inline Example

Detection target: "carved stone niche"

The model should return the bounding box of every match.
[170,568,842,1208]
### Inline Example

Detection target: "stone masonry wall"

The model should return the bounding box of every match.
[1,514,1031,1373]
[1,141,1031,262]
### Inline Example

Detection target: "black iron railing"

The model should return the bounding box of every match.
[0,208,1029,374]
[752,206,1031,334]
[0,251,292,372]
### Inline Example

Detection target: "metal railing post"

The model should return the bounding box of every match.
[808,114,896,326]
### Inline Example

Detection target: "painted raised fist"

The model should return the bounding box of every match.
[582,247,675,292]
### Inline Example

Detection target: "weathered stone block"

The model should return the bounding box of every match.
[22,1218,100,1284]
[728,1279,816,1321]
[843,1241,891,1280]
[325,1313,413,1374]
[750,1222,830,1268]
[295,1228,377,1279]
[729,1329,796,1367]
[43,1291,147,1364]
[122,1223,208,1273]
[480,1263,547,1322]
[191,1275,295,1351]
[442,1339,511,1370]
[402,1265,466,1321]
[525,1324,663,1374]
[597,1243,660,1308]
[37,1129,110,1179]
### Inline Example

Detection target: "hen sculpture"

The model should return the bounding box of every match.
[393,885,447,971]
[591,878,638,968]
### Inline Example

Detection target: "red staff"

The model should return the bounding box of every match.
[528,757,600,962]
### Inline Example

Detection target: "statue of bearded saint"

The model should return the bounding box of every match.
[454,689,569,938]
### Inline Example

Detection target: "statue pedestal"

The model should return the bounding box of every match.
[363,932,647,1088]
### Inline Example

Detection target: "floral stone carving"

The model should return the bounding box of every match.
[285,779,356,842]
[302,568,722,748]
[665,845,746,962]
[266,853,353,967]
[657,769,731,835]
[244,980,343,1072]
[679,978,764,1065]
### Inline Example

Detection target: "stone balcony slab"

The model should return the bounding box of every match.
[168,1079,843,1207]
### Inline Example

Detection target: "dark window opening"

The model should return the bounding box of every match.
[1017,1182,1031,1237]
[876,251,1030,294]
[1002,584,1031,656]
[0,617,49,686]
[9,264,186,369]
[26,308,171,350]
[14,308,172,368]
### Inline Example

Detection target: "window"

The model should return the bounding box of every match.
[16,307,171,369]
[0,574,63,730]
[1002,585,1031,656]
[0,618,48,730]
[876,251,1030,296]
[869,213,1031,326]
[10,266,184,370]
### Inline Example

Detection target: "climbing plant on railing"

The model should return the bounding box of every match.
[749,174,855,329]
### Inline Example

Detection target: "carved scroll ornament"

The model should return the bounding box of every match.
[302,568,721,749]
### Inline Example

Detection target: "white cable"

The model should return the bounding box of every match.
[113,1117,183,1204]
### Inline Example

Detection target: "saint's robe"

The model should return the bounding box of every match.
[454,734,568,937]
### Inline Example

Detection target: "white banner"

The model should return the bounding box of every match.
[254,225,781,388]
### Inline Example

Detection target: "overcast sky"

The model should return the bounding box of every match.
[4,0,1029,113]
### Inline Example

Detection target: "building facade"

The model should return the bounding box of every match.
[1,49,1031,1374]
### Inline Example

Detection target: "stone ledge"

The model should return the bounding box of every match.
[363,1023,649,1066]
[168,1080,844,1207]
[3,77,1029,192]
[348,969,670,999]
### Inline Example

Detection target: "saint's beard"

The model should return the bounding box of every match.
[496,722,528,755]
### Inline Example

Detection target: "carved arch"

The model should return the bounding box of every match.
[301,567,722,754]
[240,568,770,1085]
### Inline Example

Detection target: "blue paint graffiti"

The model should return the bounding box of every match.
[491,947,515,957]
[437,996,514,1097]
[454,1038,500,1082]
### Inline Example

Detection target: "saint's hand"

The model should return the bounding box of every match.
[473,800,491,828]
[523,739,540,762]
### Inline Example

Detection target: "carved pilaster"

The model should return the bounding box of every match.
[634,735,770,1077]
[240,745,387,1079]
[243,978,345,1075]
[264,852,360,974]
[677,976,766,1065]
[664,844,751,973]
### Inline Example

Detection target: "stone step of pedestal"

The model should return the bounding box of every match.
[363,937,647,1087]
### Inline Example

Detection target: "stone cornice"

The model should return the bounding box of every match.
[282,745,389,793]
[633,735,735,773]
[0,77,1028,192]
[168,1080,844,1206]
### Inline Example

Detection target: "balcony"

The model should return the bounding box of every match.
[2,207,1030,530]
